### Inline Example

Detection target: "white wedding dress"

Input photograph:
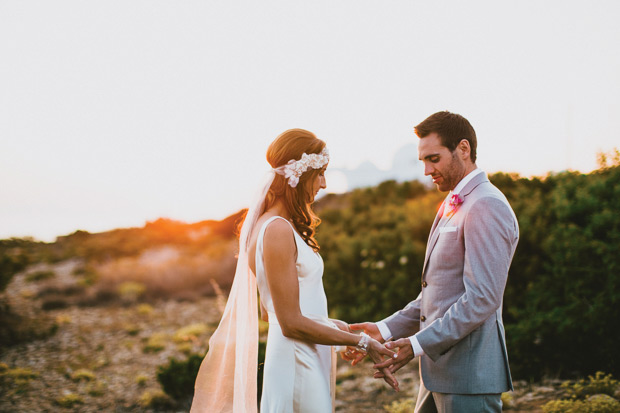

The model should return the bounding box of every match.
[255,216,335,413]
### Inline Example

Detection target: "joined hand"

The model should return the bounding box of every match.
[372,338,415,378]
[345,322,400,392]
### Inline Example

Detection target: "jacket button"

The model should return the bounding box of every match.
[422,281,428,288]
[421,316,426,322]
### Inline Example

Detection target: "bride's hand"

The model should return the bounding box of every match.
[340,346,364,362]
[331,319,351,333]
[366,339,399,392]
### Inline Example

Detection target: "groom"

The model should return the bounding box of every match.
[352,111,519,412]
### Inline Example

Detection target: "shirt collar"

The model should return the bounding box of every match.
[451,168,483,196]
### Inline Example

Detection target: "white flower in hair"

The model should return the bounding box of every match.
[274,147,329,188]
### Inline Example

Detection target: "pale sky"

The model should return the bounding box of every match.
[1,1,619,241]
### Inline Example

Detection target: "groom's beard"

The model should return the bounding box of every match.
[436,152,466,192]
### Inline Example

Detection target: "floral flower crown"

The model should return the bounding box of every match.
[273,147,329,188]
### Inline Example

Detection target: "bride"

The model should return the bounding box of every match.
[191,129,397,412]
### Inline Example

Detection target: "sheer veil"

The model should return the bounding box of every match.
[191,171,276,413]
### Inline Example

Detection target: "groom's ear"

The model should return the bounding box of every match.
[457,139,472,161]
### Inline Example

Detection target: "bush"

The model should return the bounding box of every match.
[135,374,149,386]
[86,381,106,396]
[73,266,98,286]
[70,368,96,382]
[543,395,620,413]
[317,181,441,321]
[0,366,38,387]
[136,303,153,315]
[157,341,267,403]
[384,399,416,412]
[173,323,209,343]
[0,241,30,292]
[138,389,175,409]
[25,270,55,282]
[54,393,84,408]
[41,299,69,311]
[562,372,620,400]
[0,304,58,347]
[118,281,146,302]
[157,353,204,401]
[143,333,168,353]
[498,165,620,379]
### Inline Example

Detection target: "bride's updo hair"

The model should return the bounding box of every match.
[264,128,326,252]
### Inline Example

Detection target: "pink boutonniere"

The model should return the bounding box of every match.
[444,194,464,217]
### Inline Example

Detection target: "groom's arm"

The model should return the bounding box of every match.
[380,292,422,340]
[415,196,518,362]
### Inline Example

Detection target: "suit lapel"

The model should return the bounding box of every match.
[422,200,447,276]
[427,201,446,245]
[461,171,489,199]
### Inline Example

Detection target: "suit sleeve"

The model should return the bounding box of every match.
[381,292,422,339]
[415,196,518,361]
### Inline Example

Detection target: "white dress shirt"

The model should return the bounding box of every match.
[377,168,484,356]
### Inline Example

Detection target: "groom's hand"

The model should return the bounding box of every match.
[349,322,383,342]
[348,322,383,366]
[366,339,400,392]
[373,338,414,376]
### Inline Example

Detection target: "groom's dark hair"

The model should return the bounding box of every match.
[414,111,477,162]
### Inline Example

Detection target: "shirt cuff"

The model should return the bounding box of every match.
[376,321,393,342]
[409,335,425,357]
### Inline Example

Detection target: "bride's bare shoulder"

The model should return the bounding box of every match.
[248,215,291,248]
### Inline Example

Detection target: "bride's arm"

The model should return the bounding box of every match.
[263,220,360,346]
[263,221,398,389]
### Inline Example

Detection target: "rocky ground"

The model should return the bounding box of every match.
[0,261,571,412]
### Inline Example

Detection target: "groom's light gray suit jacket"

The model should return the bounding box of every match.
[383,172,518,394]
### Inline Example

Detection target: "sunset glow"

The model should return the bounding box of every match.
[1,1,619,241]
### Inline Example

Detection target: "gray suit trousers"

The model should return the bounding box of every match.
[415,381,502,413]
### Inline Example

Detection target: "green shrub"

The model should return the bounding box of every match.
[0,366,39,387]
[138,389,175,409]
[41,298,69,311]
[124,324,140,336]
[157,353,204,401]
[73,266,99,286]
[174,323,209,343]
[384,399,416,412]
[543,395,620,413]
[176,342,193,355]
[55,393,84,408]
[562,372,620,399]
[0,241,30,292]
[143,333,168,353]
[25,270,55,282]
[70,368,96,382]
[317,180,440,321]
[136,303,153,315]
[501,392,515,409]
[0,305,58,347]
[86,380,106,396]
[497,164,620,379]
[157,341,267,402]
[135,374,149,386]
[118,281,146,301]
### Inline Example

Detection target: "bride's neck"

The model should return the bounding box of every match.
[266,199,291,220]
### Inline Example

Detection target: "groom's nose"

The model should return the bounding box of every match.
[424,162,434,176]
